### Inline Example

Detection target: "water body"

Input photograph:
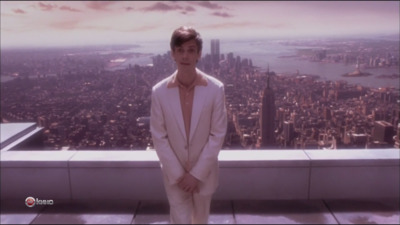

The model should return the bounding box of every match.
[4,39,397,89]
[220,40,399,89]
[130,39,399,89]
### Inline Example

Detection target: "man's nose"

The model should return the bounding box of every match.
[182,51,189,58]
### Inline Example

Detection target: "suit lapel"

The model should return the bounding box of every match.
[166,85,187,142]
[189,85,207,142]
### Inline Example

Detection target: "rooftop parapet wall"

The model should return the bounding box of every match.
[1,149,399,202]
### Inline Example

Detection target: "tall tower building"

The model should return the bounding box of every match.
[283,120,294,147]
[373,120,394,144]
[260,68,276,148]
[211,39,220,69]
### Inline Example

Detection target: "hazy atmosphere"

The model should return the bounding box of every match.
[1,1,399,48]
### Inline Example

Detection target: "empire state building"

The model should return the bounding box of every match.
[260,68,276,148]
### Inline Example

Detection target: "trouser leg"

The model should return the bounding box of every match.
[192,193,212,224]
[164,183,212,224]
[169,191,192,224]
[165,183,192,224]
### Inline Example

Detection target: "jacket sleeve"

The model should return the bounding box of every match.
[190,84,227,182]
[150,87,185,185]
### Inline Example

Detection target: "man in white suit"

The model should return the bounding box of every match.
[150,26,227,224]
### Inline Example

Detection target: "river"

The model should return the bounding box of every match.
[129,39,399,89]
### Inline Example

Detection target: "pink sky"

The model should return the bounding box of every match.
[1,1,399,48]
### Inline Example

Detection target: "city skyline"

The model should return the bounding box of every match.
[1,37,399,150]
[1,1,399,48]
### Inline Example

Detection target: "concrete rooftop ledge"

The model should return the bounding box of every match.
[0,123,43,152]
[1,149,399,202]
[305,149,400,166]
[69,151,161,168]
[218,150,310,167]
[1,149,398,167]
[0,151,76,168]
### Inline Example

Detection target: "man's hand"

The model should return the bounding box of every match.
[177,172,200,193]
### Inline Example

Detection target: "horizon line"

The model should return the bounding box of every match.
[1,32,399,50]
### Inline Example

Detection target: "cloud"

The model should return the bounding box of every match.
[50,20,80,30]
[211,12,232,18]
[202,22,262,29]
[81,25,114,31]
[142,2,183,12]
[266,23,289,29]
[125,6,135,11]
[80,25,159,33]
[38,2,58,11]
[85,1,118,11]
[13,9,26,14]
[60,6,81,12]
[181,6,196,15]
[47,18,158,34]
[184,6,196,12]
[202,22,288,31]
[49,20,111,31]
[194,1,223,10]
[124,25,159,32]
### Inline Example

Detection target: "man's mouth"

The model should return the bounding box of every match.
[180,62,190,66]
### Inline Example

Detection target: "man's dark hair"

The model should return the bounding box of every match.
[170,26,202,52]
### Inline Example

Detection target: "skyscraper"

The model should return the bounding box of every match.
[283,120,294,147]
[373,120,394,144]
[211,39,220,69]
[260,67,276,148]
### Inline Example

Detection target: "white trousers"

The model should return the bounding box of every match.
[164,183,212,224]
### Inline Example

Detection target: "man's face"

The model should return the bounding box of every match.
[171,39,201,70]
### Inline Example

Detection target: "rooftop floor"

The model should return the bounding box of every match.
[1,198,399,224]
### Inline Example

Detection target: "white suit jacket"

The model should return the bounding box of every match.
[150,69,227,195]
